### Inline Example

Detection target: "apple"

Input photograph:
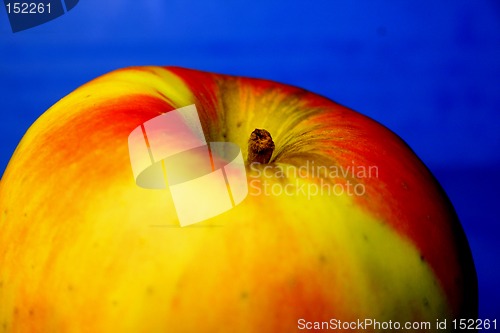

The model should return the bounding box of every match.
[0,66,477,332]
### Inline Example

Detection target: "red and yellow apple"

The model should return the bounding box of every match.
[0,67,477,332]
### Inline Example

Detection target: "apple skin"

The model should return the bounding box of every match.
[0,66,476,332]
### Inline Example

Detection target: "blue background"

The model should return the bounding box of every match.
[1,0,499,319]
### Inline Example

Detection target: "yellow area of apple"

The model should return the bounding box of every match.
[0,67,450,332]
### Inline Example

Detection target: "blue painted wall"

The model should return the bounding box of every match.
[1,0,499,318]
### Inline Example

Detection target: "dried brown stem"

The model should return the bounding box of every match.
[247,128,275,164]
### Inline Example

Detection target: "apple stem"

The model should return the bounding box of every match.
[247,129,275,164]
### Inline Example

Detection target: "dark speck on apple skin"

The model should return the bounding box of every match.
[423,297,430,308]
